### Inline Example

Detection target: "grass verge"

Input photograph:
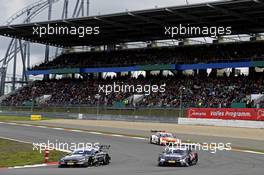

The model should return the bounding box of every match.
[0,138,65,168]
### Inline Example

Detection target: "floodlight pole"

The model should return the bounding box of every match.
[95,94,101,116]
[25,9,31,81]
[87,0,90,16]
[0,0,60,96]
[12,40,18,91]
[44,0,53,80]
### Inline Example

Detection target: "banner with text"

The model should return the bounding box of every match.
[187,108,264,121]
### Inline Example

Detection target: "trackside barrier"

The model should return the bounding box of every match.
[187,108,264,121]
[178,118,264,129]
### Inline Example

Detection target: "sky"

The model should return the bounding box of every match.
[0,0,219,76]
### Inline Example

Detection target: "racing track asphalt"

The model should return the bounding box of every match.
[0,122,263,175]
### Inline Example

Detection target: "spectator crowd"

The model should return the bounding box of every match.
[2,74,263,108]
[31,41,264,70]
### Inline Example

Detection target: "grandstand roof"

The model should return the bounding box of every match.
[0,0,263,47]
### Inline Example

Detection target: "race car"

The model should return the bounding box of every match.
[149,130,179,145]
[58,145,111,168]
[158,146,198,167]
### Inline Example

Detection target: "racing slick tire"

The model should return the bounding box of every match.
[192,155,198,165]
[103,154,111,165]
[87,157,93,166]
[158,138,161,145]
[184,158,191,167]
[158,162,164,167]
[83,161,89,167]
[149,137,153,144]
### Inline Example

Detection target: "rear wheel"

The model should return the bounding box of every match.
[87,157,93,166]
[184,158,191,167]
[103,154,110,165]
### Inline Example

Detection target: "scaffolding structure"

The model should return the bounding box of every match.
[0,0,90,95]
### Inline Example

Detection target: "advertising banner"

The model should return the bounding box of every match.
[187,108,264,121]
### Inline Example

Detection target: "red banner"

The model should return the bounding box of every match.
[187,108,264,121]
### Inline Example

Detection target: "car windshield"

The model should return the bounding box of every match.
[72,150,93,155]
[166,149,187,155]
[160,133,173,137]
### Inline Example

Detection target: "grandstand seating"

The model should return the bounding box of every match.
[2,74,263,108]
[31,41,264,70]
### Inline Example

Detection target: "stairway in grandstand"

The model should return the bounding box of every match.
[126,94,145,106]
[253,94,264,107]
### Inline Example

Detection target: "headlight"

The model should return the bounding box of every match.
[160,158,165,162]
[159,157,165,162]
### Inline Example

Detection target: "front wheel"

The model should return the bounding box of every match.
[192,156,198,165]
[184,158,191,167]
[158,138,161,145]
[83,162,89,167]
[158,162,164,167]
[149,137,153,144]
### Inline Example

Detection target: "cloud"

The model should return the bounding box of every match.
[90,0,218,15]
[0,0,36,24]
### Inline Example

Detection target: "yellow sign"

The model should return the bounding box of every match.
[30,115,42,121]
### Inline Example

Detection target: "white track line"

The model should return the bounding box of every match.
[233,149,264,155]
[7,163,58,170]
[111,134,125,137]
[35,126,48,128]
[1,121,263,155]
[71,129,83,133]
[0,136,32,144]
[88,131,103,135]
[53,127,64,130]
[9,164,47,169]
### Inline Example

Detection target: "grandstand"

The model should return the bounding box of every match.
[0,0,264,114]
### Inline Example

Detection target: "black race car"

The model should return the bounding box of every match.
[58,145,111,168]
[158,146,198,167]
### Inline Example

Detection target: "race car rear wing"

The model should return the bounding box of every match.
[150,130,166,133]
[99,145,111,151]
[166,143,197,150]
